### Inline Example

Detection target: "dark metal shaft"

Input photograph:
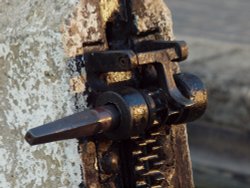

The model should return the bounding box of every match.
[25,105,120,145]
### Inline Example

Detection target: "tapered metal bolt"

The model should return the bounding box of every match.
[25,105,119,145]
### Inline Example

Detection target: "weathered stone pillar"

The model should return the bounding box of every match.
[0,1,82,187]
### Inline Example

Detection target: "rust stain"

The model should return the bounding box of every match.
[62,0,120,58]
[100,0,119,23]
[70,76,86,93]
[105,71,132,84]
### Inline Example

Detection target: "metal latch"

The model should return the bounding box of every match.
[25,41,206,145]
[25,1,207,186]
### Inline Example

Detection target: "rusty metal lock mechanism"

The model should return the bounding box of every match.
[25,40,207,145]
[24,4,207,186]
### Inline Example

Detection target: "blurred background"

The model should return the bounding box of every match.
[167,0,250,187]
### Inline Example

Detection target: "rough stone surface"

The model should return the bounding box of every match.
[0,1,83,187]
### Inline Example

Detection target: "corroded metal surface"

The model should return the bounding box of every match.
[63,0,195,187]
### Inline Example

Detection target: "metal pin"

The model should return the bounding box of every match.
[25,105,119,145]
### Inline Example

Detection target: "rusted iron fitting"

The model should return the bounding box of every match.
[25,41,207,145]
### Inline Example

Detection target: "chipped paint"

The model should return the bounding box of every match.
[70,75,86,94]
[106,71,132,84]
[0,0,83,187]
[63,0,105,57]
[100,0,119,23]
[132,0,174,40]
[62,0,121,58]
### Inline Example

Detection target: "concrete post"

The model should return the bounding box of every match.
[0,1,82,187]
